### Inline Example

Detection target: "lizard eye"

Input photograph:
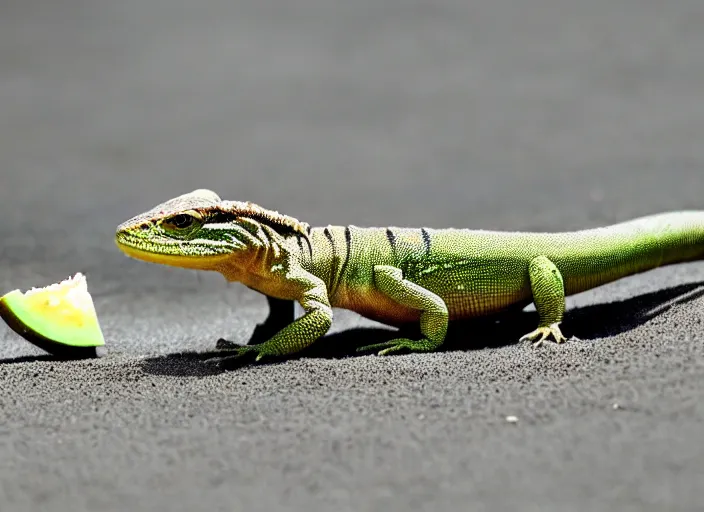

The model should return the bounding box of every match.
[166,214,195,229]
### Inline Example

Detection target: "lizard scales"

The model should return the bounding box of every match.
[115,189,704,360]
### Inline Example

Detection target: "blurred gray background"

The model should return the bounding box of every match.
[1,1,704,511]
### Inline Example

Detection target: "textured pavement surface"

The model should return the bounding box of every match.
[2,1,704,510]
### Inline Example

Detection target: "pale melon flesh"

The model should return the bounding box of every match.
[0,273,106,358]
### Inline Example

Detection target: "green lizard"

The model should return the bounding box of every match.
[115,189,704,361]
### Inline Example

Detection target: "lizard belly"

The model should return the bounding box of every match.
[333,287,421,326]
[442,290,530,319]
[416,266,532,320]
[333,284,530,326]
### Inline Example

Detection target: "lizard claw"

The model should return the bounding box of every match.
[358,338,438,356]
[520,323,567,347]
[357,340,396,354]
[206,343,278,369]
[234,344,277,362]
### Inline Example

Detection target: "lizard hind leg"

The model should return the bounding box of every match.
[357,265,449,356]
[519,255,568,347]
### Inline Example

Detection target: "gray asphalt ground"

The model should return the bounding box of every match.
[1,0,704,510]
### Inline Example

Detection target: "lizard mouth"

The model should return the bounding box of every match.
[114,232,232,270]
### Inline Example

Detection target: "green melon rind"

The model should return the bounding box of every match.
[0,289,106,356]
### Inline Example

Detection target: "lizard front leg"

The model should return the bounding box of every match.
[519,255,568,347]
[358,265,449,356]
[221,273,333,363]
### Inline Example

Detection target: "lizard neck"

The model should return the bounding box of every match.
[217,231,311,300]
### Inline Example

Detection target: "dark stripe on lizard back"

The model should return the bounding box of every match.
[298,229,313,262]
[421,228,432,257]
[337,226,352,285]
[324,227,342,294]
[296,235,305,259]
[323,226,337,265]
[386,228,398,259]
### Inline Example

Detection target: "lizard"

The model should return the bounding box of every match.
[115,189,704,362]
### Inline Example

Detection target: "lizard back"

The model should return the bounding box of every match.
[307,211,704,325]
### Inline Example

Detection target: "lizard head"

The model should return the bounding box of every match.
[115,189,309,272]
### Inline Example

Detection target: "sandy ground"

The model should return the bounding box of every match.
[1,1,704,510]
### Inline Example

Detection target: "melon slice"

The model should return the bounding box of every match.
[0,273,106,358]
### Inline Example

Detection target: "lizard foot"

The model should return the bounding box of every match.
[206,343,278,369]
[357,337,439,356]
[520,323,567,347]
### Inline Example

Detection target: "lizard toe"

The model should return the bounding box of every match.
[356,340,396,353]
[521,323,568,347]
[207,344,273,369]
[520,327,550,346]
[363,337,440,356]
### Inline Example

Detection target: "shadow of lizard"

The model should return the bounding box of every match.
[139,280,704,376]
